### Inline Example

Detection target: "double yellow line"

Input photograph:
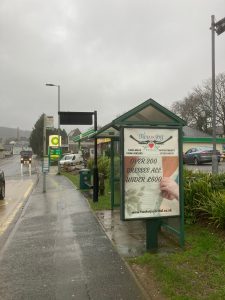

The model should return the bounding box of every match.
[0,183,33,236]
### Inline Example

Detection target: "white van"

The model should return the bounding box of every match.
[59,153,83,166]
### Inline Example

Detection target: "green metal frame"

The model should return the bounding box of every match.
[75,98,186,250]
[116,99,185,250]
[120,125,185,250]
[183,137,225,143]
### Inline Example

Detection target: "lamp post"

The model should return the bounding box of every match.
[45,83,61,174]
[210,15,225,174]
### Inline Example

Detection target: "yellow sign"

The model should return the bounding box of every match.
[97,138,111,144]
[49,135,61,147]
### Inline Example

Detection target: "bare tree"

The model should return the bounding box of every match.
[171,72,225,135]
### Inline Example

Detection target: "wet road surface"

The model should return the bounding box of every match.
[0,178,36,236]
[0,156,39,244]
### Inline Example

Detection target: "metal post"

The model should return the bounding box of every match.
[45,83,61,175]
[43,114,46,193]
[43,114,46,156]
[211,15,218,174]
[43,171,46,193]
[93,110,99,202]
[110,140,114,210]
[146,219,162,251]
[57,85,61,175]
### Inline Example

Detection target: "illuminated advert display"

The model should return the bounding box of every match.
[122,127,180,220]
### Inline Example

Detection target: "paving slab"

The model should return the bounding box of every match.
[0,172,147,300]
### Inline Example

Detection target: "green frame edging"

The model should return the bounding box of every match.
[183,137,225,143]
[120,124,185,249]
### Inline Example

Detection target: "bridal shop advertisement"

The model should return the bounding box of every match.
[122,127,180,220]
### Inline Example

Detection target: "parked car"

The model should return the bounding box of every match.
[183,146,221,165]
[0,170,5,200]
[59,153,83,167]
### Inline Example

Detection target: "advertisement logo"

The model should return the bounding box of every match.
[49,135,61,147]
[129,134,172,152]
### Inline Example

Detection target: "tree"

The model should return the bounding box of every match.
[171,72,225,134]
[29,114,68,156]
[29,114,45,156]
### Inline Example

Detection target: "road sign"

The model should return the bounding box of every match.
[49,147,62,162]
[42,156,49,172]
[59,111,93,125]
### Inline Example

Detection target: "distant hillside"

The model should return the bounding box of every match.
[0,126,31,142]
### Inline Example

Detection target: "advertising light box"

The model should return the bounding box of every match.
[122,127,180,220]
[49,135,61,147]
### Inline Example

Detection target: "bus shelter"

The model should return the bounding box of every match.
[93,98,186,250]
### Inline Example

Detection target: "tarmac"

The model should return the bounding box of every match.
[0,168,148,300]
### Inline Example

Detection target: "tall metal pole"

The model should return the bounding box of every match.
[45,83,61,175]
[43,114,46,192]
[43,114,46,156]
[93,110,99,202]
[211,15,218,174]
[57,85,61,175]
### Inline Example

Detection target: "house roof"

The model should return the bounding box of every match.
[183,126,211,138]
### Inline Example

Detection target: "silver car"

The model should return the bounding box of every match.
[183,146,221,165]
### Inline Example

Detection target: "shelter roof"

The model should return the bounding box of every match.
[92,98,186,139]
[73,99,186,141]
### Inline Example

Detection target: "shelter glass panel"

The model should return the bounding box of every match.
[126,106,173,123]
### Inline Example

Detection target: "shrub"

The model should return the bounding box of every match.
[87,158,94,170]
[97,156,110,178]
[87,156,110,178]
[196,191,225,228]
[183,170,225,228]
[183,170,212,223]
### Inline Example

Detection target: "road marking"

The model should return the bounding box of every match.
[24,182,34,199]
[0,182,34,236]
[0,202,23,235]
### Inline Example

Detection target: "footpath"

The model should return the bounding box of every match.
[0,171,147,300]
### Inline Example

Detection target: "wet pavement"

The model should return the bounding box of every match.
[0,170,147,300]
[96,210,146,257]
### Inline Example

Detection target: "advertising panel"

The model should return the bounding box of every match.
[123,127,180,220]
[49,147,62,162]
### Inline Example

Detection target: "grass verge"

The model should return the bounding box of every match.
[62,172,111,210]
[63,171,225,299]
[128,224,225,299]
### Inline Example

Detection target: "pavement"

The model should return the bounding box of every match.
[0,169,148,300]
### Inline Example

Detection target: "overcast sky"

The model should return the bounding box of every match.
[0,0,225,133]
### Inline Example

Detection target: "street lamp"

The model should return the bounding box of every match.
[210,15,225,174]
[45,83,61,174]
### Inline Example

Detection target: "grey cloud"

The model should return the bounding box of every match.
[0,0,224,130]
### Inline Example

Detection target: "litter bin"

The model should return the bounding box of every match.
[79,169,91,189]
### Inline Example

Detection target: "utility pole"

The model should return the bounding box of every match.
[211,15,218,174]
[210,15,225,174]
[43,114,47,192]
[93,110,99,202]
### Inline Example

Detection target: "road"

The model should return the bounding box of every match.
[184,161,225,173]
[0,155,39,245]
